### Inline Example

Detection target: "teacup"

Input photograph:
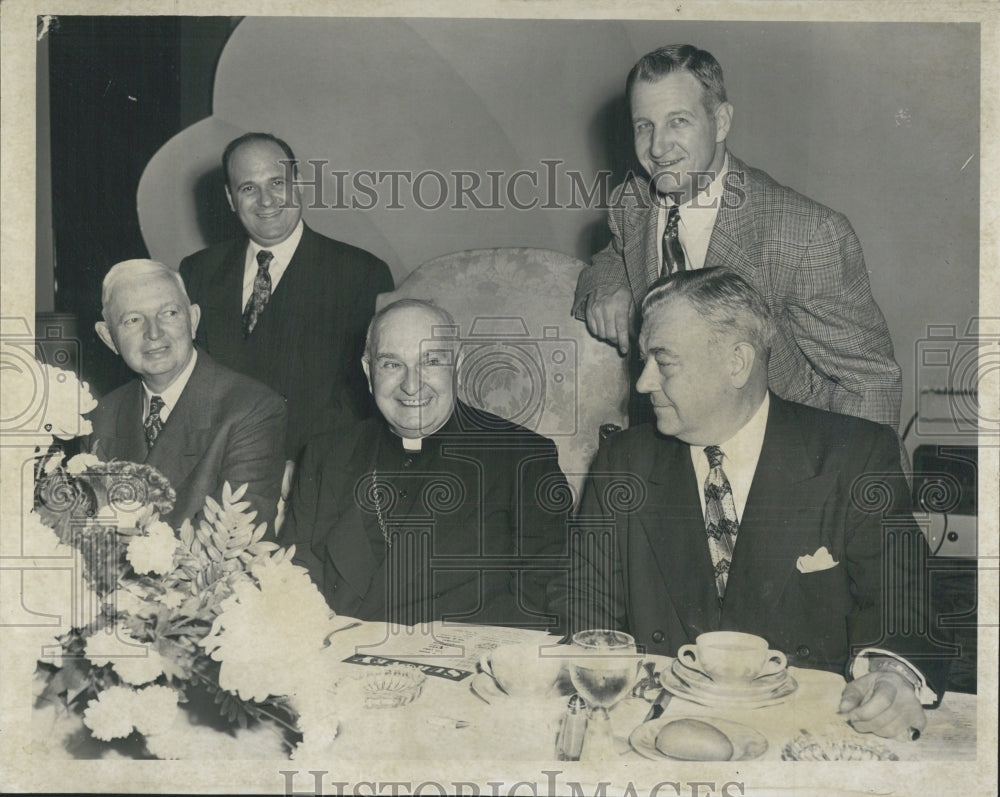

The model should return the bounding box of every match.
[676,632,786,684]
[480,642,564,697]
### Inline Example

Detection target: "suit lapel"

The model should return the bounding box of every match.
[146,355,216,491]
[245,225,318,340]
[723,396,824,620]
[96,381,147,463]
[705,155,759,283]
[637,437,721,635]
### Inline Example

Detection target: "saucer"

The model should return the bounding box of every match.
[630,716,768,761]
[470,672,506,704]
[671,659,789,697]
[660,666,798,709]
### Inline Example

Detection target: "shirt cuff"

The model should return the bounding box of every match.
[850,648,939,706]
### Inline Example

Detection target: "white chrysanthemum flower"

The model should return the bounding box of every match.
[201,556,334,702]
[126,520,178,575]
[65,452,101,475]
[40,364,98,440]
[112,647,166,686]
[82,686,136,741]
[131,685,179,736]
[112,504,155,533]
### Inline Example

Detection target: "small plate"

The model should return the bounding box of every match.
[630,716,768,761]
[660,666,797,709]
[671,659,789,697]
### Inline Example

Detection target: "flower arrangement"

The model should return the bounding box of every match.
[30,366,340,759]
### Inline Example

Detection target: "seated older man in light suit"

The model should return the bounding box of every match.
[565,268,947,740]
[90,259,286,528]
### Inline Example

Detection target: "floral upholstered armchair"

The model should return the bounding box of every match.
[378,247,629,503]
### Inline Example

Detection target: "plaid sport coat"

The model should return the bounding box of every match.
[573,155,902,429]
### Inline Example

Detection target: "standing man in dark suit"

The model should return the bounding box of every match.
[568,269,944,740]
[180,132,394,466]
[575,45,901,429]
[90,259,286,528]
[281,299,569,628]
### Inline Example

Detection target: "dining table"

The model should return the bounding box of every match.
[29,617,977,768]
[314,619,978,763]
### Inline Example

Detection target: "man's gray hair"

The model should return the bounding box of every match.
[627,44,728,113]
[101,259,190,321]
[641,268,776,359]
[363,298,458,361]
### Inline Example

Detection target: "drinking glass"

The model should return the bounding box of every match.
[568,629,641,758]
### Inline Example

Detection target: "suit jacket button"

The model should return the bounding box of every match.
[796,645,810,658]
[399,488,409,499]
[651,630,665,644]
[403,457,413,468]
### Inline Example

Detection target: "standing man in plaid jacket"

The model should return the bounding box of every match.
[574,44,902,430]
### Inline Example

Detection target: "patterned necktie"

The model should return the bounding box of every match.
[242,249,273,337]
[661,205,687,276]
[144,395,165,450]
[703,445,739,598]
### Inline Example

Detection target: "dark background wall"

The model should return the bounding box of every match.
[43,16,237,395]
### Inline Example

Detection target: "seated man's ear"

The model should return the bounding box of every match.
[361,357,373,393]
[95,321,118,354]
[188,303,201,338]
[728,341,756,389]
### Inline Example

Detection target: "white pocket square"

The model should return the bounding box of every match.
[796,546,839,573]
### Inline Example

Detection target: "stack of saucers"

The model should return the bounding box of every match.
[660,655,798,709]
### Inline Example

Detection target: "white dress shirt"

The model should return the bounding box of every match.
[655,154,730,271]
[240,220,305,308]
[142,349,198,423]
[690,391,769,523]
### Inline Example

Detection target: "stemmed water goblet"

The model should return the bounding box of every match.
[568,629,642,759]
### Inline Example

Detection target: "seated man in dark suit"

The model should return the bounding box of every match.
[281,299,569,628]
[180,132,395,464]
[566,268,945,739]
[90,259,286,529]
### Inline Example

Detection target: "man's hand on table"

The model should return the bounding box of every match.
[584,285,635,355]
[837,671,926,740]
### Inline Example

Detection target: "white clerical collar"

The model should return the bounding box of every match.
[247,219,304,266]
[402,436,423,451]
[142,349,198,421]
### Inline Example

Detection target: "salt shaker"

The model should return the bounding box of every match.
[556,694,588,761]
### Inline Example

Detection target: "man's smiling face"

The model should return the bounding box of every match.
[362,305,458,439]
[630,70,732,204]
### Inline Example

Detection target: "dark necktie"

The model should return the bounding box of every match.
[703,445,738,598]
[661,205,687,276]
[242,249,273,337]
[144,395,165,450]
